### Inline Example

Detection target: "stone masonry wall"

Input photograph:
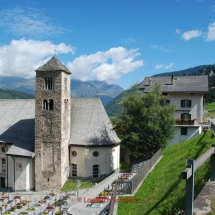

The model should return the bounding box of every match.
[35,70,70,191]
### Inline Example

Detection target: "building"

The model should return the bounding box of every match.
[139,75,208,145]
[0,56,120,191]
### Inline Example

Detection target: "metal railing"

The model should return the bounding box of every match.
[108,181,118,215]
[182,144,215,215]
[176,120,194,125]
[130,148,162,193]
[211,121,215,134]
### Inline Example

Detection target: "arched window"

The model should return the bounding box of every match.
[45,77,53,90]
[72,164,77,176]
[93,165,99,178]
[43,100,48,110]
[43,99,53,110]
[49,99,53,110]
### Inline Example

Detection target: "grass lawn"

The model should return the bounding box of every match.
[61,180,101,192]
[204,102,215,112]
[117,130,213,215]
[205,111,215,119]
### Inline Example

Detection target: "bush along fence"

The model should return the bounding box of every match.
[130,148,162,193]
[182,144,215,215]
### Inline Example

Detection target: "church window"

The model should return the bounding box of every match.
[49,99,53,110]
[93,151,99,157]
[1,146,5,153]
[72,164,77,176]
[2,159,5,173]
[93,165,99,178]
[45,77,53,90]
[43,100,48,110]
[72,151,77,157]
[43,99,54,110]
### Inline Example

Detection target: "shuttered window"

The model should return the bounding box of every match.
[181,127,187,135]
[181,100,192,108]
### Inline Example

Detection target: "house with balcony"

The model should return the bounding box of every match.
[139,75,208,146]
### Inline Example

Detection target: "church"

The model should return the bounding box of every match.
[0,56,120,192]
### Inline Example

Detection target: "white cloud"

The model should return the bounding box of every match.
[182,30,202,40]
[165,63,174,69]
[206,22,215,41]
[155,64,163,69]
[149,44,172,52]
[211,5,215,11]
[0,7,64,37]
[0,38,75,77]
[175,29,181,34]
[67,47,144,82]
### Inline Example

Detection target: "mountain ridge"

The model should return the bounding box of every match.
[0,76,124,106]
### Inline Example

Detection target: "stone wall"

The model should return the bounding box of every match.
[35,70,70,191]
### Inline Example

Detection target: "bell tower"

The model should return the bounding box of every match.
[34,56,71,191]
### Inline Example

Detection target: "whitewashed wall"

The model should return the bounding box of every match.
[7,156,34,191]
[168,92,203,124]
[69,147,86,178]
[112,145,120,170]
[70,145,120,179]
[168,126,201,146]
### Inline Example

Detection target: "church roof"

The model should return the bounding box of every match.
[0,98,119,157]
[70,98,120,146]
[35,56,71,74]
[0,100,35,158]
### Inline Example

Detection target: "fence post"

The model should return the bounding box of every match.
[211,144,215,181]
[185,159,194,215]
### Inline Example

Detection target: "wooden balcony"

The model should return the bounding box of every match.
[176,120,195,125]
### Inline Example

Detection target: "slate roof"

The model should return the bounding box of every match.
[0,100,35,158]
[0,98,119,157]
[70,98,120,146]
[140,75,208,93]
[35,56,71,74]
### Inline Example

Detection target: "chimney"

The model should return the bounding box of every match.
[171,75,174,85]
[149,78,152,86]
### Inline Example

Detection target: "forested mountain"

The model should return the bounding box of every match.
[0,77,124,106]
[0,88,34,99]
[153,65,208,77]
[105,86,136,118]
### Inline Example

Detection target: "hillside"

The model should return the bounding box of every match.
[153,65,208,77]
[117,130,212,215]
[0,77,124,106]
[105,86,136,118]
[0,88,34,99]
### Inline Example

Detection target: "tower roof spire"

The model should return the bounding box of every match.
[35,56,71,74]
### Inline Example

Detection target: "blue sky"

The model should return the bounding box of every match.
[0,0,215,89]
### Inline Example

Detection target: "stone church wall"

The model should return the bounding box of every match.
[35,70,70,191]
